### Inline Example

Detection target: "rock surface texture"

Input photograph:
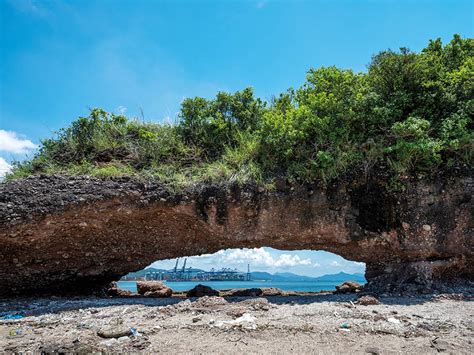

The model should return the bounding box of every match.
[0,173,472,296]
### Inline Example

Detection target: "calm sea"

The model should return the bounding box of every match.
[117,280,365,293]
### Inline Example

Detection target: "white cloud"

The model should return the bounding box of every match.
[0,157,12,178]
[0,130,37,154]
[222,248,313,268]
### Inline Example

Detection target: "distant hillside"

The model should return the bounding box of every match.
[313,272,366,283]
[250,271,365,283]
[123,267,205,279]
[123,267,366,283]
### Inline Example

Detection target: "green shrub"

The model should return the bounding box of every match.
[8,35,473,188]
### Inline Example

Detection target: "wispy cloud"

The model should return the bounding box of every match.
[0,157,12,178]
[116,106,127,115]
[7,0,48,17]
[0,130,37,154]
[256,1,269,9]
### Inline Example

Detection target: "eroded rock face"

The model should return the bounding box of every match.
[0,173,472,296]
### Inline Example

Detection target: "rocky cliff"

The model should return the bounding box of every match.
[0,173,472,296]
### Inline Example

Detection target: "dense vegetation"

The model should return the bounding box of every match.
[8,35,473,189]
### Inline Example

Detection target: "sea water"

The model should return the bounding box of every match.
[117,280,365,293]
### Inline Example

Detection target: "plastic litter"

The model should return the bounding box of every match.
[340,323,351,329]
[7,328,24,338]
[214,313,257,330]
[130,327,141,337]
[387,317,401,324]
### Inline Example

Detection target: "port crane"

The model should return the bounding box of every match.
[173,258,179,273]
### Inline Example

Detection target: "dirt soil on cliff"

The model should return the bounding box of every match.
[1,294,473,354]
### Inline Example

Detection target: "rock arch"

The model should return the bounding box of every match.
[0,174,472,296]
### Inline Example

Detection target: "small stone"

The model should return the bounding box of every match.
[402,222,410,230]
[192,315,203,323]
[387,317,401,324]
[422,224,431,231]
[355,295,380,306]
[97,326,132,339]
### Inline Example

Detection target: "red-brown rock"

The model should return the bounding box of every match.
[0,174,471,296]
[335,281,363,294]
[137,281,172,297]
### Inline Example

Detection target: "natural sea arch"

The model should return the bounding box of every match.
[0,174,472,296]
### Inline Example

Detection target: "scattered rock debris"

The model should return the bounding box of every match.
[0,294,472,353]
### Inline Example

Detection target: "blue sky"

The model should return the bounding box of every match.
[1,0,472,275]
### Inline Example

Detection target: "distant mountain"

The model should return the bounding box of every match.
[123,267,366,283]
[123,267,166,279]
[273,272,318,281]
[250,271,366,283]
[314,272,366,283]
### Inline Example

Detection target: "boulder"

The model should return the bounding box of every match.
[186,284,219,297]
[355,295,380,305]
[106,282,135,297]
[335,281,362,294]
[137,281,172,297]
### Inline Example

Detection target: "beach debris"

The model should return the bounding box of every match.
[430,337,450,352]
[226,307,247,319]
[355,295,380,306]
[335,281,362,294]
[237,298,272,311]
[192,315,203,323]
[101,338,118,347]
[192,296,228,309]
[130,327,141,337]
[137,281,172,298]
[365,346,381,354]
[213,313,257,330]
[340,323,351,329]
[186,284,219,297]
[7,328,24,338]
[387,317,401,324]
